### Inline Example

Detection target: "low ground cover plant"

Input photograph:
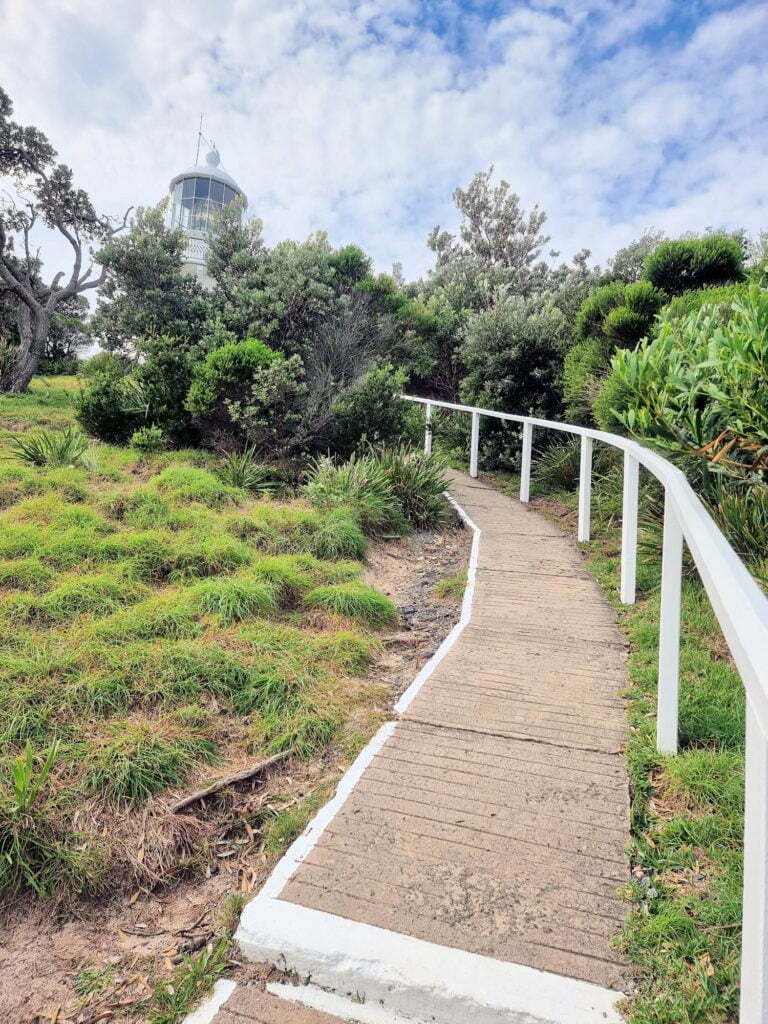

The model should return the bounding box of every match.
[0,377,404,902]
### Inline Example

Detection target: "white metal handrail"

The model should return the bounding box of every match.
[402,393,768,1020]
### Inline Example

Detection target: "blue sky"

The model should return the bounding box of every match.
[1,0,766,280]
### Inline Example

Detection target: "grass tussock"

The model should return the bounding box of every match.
[0,376,400,901]
[304,581,399,627]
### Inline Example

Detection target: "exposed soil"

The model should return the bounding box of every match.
[0,520,470,1024]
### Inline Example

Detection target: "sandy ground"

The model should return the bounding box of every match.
[0,522,470,1024]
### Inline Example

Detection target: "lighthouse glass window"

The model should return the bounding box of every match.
[173,177,240,232]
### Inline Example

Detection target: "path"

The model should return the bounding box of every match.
[222,472,633,1023]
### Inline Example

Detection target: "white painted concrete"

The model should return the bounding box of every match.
[235,487,624,1023]
[240,898,622,1024]
[267,980,420,1023]
[183,979,237,1024]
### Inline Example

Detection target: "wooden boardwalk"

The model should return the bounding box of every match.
[229,472,633,1022]
[284,473,631,988]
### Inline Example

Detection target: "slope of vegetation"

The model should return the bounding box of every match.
[0,377,409,902]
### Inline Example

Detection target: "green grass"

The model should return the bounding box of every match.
[193,577,279,623]
[0,376,397,901]
[516,465,751,1024]
[304,581,399,627]
[147,935,232,1024]
[85,718,218,805]
[264,784,333,855]
[434,571,467,601]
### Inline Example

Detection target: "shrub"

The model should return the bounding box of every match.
[375,446,448,528]
[185,338,279,416]
[575,281,626,341]
[659,283,748,324]
[75,371,146,444]
[330,365,410,458]
[304,453,405,533]
[130,425,167,453]
[78,352,128,378]
[8,426,90,468]
[644,235,745,295]
[304,581,398,627]
[561,337,610,422]
[610,286,768,482]
[37,356,80,376]
[592,370,633,433]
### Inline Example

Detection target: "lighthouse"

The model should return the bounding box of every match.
[167,145,246,288]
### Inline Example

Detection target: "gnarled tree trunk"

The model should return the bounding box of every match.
[0,302,50,392]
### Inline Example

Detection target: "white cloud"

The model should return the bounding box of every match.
[0,0,766,289]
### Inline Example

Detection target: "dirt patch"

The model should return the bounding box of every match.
[364,521,471,700]
[0,519,471,1024]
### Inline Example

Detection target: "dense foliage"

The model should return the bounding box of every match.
[605,287,768,486]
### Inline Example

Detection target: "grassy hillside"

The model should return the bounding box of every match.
[0,377,395,901]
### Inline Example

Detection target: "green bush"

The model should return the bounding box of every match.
[592,371,633,433]
[575,282,626,341]
[216,448,275,493]
[74,371,145,444]
[659,283,749,324]
[330,365,410,458]
[185,339,279,417]
[130,425,167,453]
[610,285,768,484]
[37,356,80,376]
[78,352,129,378]
[562,337,610,422]
[644,235,745,295]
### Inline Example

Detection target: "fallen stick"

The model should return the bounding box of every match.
[170,751,291,813]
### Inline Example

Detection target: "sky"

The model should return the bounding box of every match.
[1,0,767,282]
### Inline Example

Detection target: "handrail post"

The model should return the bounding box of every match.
[469,411,480,478]
[424,402,433,456]
[620,452,639,604]
[520,422,533,503]
[740,702,768,1020]
[577,436,593,542]
[657,495,682,754]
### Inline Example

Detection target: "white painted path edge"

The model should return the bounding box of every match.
[234,491,625,1024]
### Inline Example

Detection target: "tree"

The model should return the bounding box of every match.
[427,168,550,293]
[0,87,129,391]
[607,230,666,283]
[91,205,208,354]
[45,293,88,362]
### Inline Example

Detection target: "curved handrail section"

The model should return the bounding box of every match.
[402,394,768,732]
[401,392,768,1020]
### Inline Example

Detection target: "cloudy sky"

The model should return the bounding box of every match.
[1,0,767,281]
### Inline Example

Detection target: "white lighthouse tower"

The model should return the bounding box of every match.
[167,142,246,288]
